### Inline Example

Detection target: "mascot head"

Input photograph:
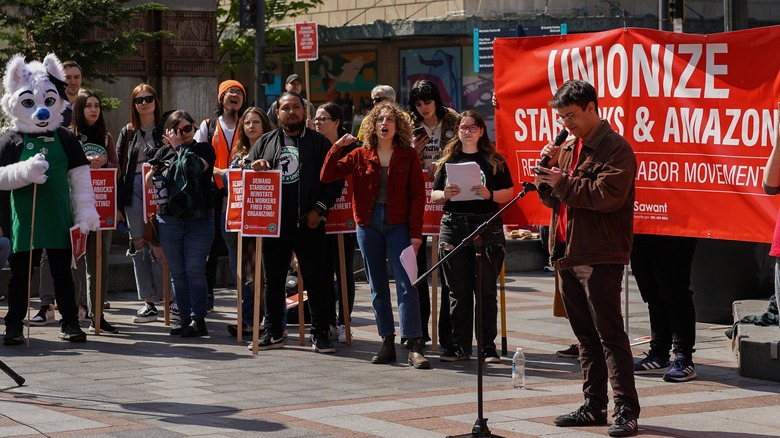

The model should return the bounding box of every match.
[1,53,68,133]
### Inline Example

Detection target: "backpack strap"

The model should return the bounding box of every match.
[120,123,134,176]
[206,117,218,144]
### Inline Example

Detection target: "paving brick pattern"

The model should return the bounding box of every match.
[0,271,777,437]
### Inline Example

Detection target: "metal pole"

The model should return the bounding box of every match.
[254,0,266,108]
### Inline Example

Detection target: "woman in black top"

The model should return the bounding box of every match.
[431,110,514,363]
[146,110,216,337]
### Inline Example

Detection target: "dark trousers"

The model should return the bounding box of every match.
[630,234,697,358]
[439,213,504,352]
[326,233,356,326]
[560,263,640,416]
[262,223,329,334]
[206,192,228,294]
[416,235,452,344]
[5,248,77,328]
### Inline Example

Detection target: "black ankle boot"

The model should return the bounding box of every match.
[181,318,208,337]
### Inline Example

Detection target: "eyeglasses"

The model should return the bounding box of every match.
[459,125,479,133]
[225,88,244,96]
[178,125,195,134]
[556,109,581,124]
[133,95,155,105]
[410,84,432,97]
[372,97,386,104]
[313,116,332,123]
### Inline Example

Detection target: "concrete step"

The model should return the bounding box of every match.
[732,299,780,382]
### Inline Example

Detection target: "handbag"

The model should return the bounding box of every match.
[143,214,161,247]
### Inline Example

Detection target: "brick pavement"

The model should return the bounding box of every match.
[0,271,778,437]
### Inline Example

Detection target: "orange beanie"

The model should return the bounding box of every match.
[218,80,245,103]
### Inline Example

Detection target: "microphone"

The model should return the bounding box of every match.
[537,129,569,169]
[521,181,537,192]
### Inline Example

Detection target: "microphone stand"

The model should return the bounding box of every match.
[414,182,537,438]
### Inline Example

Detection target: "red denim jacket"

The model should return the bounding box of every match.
[321,144,425,239]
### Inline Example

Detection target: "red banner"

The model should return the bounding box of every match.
[295,22,318,62]
[226,169,243,232]
[494,26,780,243]
[325,177,356,234]
[422,174,444,236]
[241,170,282,237]
[90,168,117,230]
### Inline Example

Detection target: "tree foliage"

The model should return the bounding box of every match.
[0,0,170,84]
[217,0,324,76]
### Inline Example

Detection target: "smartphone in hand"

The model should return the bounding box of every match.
[412,126,426,137]
[531,166,549,175]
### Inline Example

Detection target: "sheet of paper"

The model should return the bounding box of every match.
[400,245,418,283]
[445,161,483,201]
[70,225,87,269]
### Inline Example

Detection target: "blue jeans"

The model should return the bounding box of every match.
[356,203,422,339]
[158,209,215,320]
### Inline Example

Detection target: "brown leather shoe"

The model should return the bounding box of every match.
[371,335,396,364]
[408,338,431,369]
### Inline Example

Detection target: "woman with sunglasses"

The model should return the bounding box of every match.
[430,110,514,363]
[407,79,460,347]
[70,89,120,334]
[116,84,166,324]
[321,101,430,369]
[224,107,274,337]
[315,102,359,343]
[146,110,216,337]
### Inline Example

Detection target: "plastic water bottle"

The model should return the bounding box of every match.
[512,347,525,389]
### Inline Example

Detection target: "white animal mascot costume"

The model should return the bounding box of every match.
[0,53,100,345]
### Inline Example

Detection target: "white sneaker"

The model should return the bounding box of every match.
[133,302,158,323]
[168,302,180,321]
[329,324,339,341]
[27,304,56,326]
[337,324,351,343]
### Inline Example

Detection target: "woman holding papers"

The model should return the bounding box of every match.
[430,110,514,363]
[321,101,430,369]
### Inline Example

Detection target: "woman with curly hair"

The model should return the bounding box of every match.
[431,110,514,363]
[321,101,430,369]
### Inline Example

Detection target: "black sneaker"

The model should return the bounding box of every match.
[170,319,192,335]
[133,302,158,323]
[313,331,336,354]
[58,321,87,342]
[227,323,255,337]
[556,344,579,358]
[553,403,608,427]
[256,329,285,350]
[89,316,119,334]
[482,347,501,363]
[3,325,25,346]
[608,406,638,437]
[440,345,470,362]
[181,318,208,337]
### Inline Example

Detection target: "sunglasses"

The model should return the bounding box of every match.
[372,97,386,104]
[178,125,195,134]
[459,125,480,133]
[133,95,155,105]
[410,84,432,97]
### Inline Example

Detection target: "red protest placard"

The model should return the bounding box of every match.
[241,170,282,237]
[295,22,318,61]
[225,169,243,232]
[141,163,157,221]
[325,177,356,234]
[494,26,780,243]
[422,173,444,236]
[70,224,87,269]
[90,168,117,230]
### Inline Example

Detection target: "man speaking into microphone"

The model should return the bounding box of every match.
[535,79,640,438]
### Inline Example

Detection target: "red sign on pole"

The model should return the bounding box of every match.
[141,163,157,222]
[90,168,118,230]
[295,22,318,61]
[422,174,444,236]
[226,169,243,232]
[241,170,282,237]
[325,177,356,234]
